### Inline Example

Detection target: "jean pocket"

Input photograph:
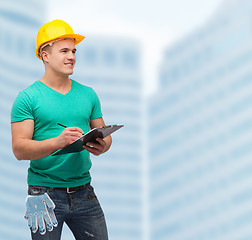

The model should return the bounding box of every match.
[86,185,97,200]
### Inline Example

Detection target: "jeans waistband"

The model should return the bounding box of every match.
[28,182,91,195]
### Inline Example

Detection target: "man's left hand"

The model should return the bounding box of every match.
[83,138,106,156]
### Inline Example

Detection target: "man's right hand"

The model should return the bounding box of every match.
[55,127,84,149]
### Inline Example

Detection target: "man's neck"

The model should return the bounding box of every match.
[40,72,72,95]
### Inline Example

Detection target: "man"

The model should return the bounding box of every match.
[11,19,111,240]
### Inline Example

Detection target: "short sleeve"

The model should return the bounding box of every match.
[90,89,103,120]
[11,91,34,123]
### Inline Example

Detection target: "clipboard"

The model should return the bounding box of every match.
[52,124,124,156]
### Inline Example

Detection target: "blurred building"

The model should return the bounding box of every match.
[0,0,44,239]
[73,36,144,240]
[147,0,252,239]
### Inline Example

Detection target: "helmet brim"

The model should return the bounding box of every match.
[36,33,85,59]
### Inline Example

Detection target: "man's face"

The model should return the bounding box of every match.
[44,38,77,76]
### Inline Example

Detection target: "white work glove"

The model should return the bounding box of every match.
[24,193,58,235]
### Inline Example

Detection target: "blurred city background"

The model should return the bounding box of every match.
[1,0,252,239]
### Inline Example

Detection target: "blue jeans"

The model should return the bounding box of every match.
[28,184,108,240]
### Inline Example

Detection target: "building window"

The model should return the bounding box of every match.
[103,48,116,66]
[122,49,137,69]
[83,47,97,65]
[17,35,25,56]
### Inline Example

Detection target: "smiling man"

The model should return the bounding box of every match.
[11,19,111,240]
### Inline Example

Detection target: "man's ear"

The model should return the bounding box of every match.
[41,51,49,63]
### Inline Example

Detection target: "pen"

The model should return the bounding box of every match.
[57,123,67,128]
[57,123,85,136]
[57,123,84,138]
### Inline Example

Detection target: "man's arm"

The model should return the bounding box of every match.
[11,119,84,160]
[83,117,112,156]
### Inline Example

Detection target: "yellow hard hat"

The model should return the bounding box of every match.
[36,19,85,59]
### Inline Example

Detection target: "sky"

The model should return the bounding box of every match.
[48,0,224,95]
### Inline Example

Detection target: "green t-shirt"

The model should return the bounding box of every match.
[11,80,102,187]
